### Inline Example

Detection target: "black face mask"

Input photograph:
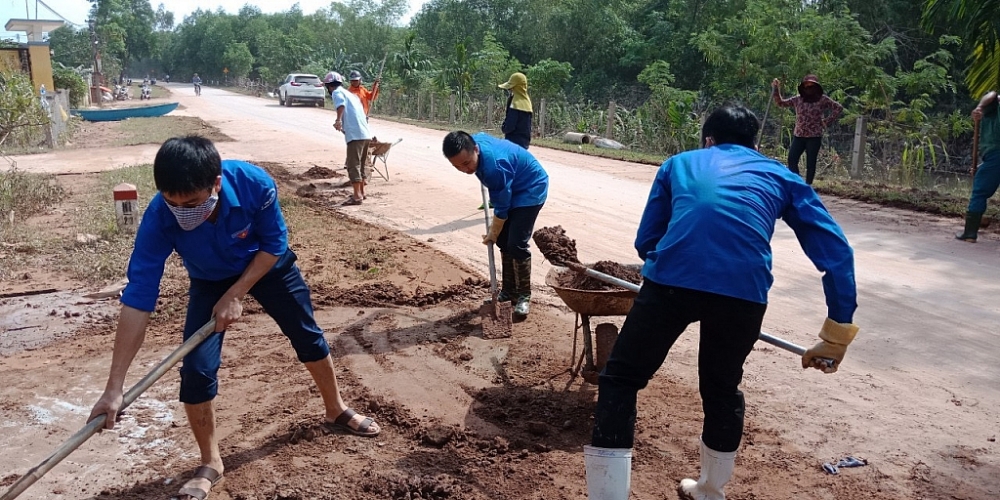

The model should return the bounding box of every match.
[801,86,821,102]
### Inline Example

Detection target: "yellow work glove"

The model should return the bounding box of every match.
[482,217,506,245]
[802,318,859,373]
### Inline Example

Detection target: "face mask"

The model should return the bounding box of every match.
[167,191,218,231]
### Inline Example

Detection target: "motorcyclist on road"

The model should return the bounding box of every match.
[192,73,203,96]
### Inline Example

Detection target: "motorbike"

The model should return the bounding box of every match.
[140,84,152,100]
[114,84,130,101]
[194,83,202,96]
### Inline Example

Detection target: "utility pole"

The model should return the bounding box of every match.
[88,18,104,105]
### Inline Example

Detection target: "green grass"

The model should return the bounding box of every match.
[0,169,66,235]
[109,116,233,147]
[55,165,159,282]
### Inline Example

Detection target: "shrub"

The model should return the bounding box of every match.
[53,67,88,108]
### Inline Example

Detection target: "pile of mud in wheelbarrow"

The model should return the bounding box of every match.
[532,226,642,383]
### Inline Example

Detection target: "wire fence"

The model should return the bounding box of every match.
[374,89,977,191]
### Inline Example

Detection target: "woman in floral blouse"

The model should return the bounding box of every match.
[772,75,843,185]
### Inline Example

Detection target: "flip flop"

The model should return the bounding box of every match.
[342,197,363,206]
[174,465,223,500]
[324,408,380,437]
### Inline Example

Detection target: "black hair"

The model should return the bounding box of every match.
[153,136,222,194]
[701,105,759,149]
[442,131,477,158]
[324,81,342,95]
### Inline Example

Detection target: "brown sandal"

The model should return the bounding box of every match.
[324,408,380,437]
[173,465,223,500]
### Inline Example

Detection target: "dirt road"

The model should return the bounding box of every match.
[3,83,999,499]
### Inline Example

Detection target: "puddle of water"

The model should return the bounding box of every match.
[0,291,119,355]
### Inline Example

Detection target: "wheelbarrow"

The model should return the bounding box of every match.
[547,262,834,385]
[545,264,640,384]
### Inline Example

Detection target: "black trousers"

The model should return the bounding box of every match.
[788,136,822,185]
[496,204,543,260]
[591,281,766,453]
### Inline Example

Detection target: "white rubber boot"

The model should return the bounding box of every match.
[584,445,632,500]
[677,440,736,500]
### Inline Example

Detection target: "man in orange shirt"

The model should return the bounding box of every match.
[347,70,380,117]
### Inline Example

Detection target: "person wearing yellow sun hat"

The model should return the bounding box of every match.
[498,72,533,149]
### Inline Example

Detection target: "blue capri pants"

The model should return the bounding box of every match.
[179,250,330,404]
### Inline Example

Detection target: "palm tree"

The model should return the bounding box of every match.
[391,32,432,92]
[922,0,1000,96]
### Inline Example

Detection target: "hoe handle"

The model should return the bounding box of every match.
[1,319,217,500]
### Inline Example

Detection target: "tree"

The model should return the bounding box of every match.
[922,0,1000,97]
[222,42,254,79]
[48,27,93,68]
[390,31,433,92]
[0,66,48,149]
[525,58,572,100]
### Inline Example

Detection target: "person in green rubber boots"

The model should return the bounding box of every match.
[956,90,999,242]
[443,130,549,318]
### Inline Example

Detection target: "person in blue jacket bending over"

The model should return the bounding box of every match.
[584,106,860,500]
[443,131,548,317]
[87,136,380,500]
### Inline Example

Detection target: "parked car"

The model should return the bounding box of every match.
[278,73,325,107]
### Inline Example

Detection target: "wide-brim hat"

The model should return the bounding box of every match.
[498,72,527,90]
[798,74,824,95]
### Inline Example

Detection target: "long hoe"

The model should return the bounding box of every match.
[564,263,835,370]
[1,319,218,500]
[479,185,513,339]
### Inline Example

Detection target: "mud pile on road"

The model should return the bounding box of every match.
[299,166,342,179]
[532,226,579,266]
[313,278,488,308]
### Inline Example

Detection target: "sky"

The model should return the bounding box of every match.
[1,0,425,40]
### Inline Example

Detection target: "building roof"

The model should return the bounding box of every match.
[4,19,65,42]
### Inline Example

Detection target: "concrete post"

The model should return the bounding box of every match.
[851,116,867,179]
[539,98,546,138]
[449,93,456,124]
[486,94,494,129]
[606,101,617,139]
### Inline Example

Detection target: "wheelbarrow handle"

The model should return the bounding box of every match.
[565,263,833,369]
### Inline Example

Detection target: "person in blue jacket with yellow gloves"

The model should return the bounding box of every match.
[87,136,380,500]
[443,131,548,317]
[583,106,859,500]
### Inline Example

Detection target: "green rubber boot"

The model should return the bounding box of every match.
[513,257,532,316]
[956,212,983,242]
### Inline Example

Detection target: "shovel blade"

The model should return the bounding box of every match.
[480,301,514,339]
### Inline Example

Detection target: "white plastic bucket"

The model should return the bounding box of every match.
[584,445,632,500]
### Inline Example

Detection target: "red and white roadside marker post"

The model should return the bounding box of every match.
[113,183,139,231]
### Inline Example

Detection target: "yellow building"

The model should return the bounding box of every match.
[2,18,65,94]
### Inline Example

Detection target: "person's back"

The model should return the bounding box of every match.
[332,86,372,142]
[638,145,806,302]
[471,132,547,210]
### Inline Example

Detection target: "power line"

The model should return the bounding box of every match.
[35,0,85,27]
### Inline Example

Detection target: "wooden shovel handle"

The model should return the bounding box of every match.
[972,119,981,176]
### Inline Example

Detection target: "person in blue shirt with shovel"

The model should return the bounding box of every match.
[443,131,548,317]
[87,136,380,500]
[584,106,859,500]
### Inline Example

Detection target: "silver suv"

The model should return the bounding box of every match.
[278,73,325,107]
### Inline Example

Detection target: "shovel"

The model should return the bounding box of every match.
[564,262,834,370]
[479,185,513,339]
[1,319,218,500]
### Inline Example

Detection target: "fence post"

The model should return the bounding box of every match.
[851,116,867,179]
[539,98,546,139]
[486,94,494,129]
[606,101,617,139]
[449,93,456,124]
[417,92,422,120]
